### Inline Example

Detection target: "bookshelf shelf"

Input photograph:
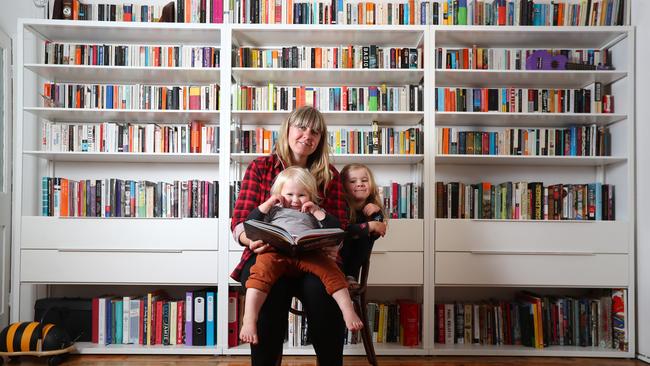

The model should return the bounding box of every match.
[435,69,627,88]
[231,110,423,125]
[225,342,427,356]
[23,151,220,163]
[433,26,631,48]
[231,24,425,47]
[25,64,221,84]
[25,19,222,45]
[24,107,220,123]
[231,153,423,164]
[435,112,627,127]
[432,343,630,357]
[231,67,424,86]
[72,342,221,355]
[435,155,626,166]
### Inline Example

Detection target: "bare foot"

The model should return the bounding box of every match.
[343,308,364,331]
[239,316,259,344]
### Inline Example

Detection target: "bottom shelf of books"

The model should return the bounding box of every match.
[43,285,221,354]
[433,286,631,357]
[224,286,425,355]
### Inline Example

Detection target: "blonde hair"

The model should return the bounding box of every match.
[341,164,384,223]
[270,166,321,204]
[275,106,332,192]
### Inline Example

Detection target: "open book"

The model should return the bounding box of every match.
[244,219,346,255]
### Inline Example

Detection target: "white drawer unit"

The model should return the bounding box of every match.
[373,219,424,252]
[21,216,219,251]
[21,249,219,284]
[435,219,629,254]
[368,252,423,285]
[435,252,628,287]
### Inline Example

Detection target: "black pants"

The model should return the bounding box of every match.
[240,253,345,366]
[340,238,374,280]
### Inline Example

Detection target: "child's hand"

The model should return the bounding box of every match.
[368,221,387,237]
[259,195,282,214]
[363,203,381,217]
[302,201,326,220]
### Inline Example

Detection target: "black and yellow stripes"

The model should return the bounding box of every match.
[0,322,41,353]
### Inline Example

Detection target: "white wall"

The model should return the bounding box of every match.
[0,3,42,39]
[634,0,650,361]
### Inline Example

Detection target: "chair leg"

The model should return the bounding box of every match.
[356,296,378,366]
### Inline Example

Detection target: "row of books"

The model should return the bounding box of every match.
[232,84,424,112]
[435,86,613,114]
[235,46,422,69]
[91,289,218,346]
[435,47,612,71]
[40,121,219,154]
[42,83,220,111]
[381,182,423,219]
[436,181,615,220]
[232,128,279,154]
[43,42,220,68]
[329,126,424,155]
[436,125,611,157]
[231,0,626,25]
[41,177,219,218]
[70,1,224,23]
[347,300,421,346]
[431,0,625,26]
[435,289,627,350]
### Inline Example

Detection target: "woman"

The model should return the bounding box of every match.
[231,106,349,365]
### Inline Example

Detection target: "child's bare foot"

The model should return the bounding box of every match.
[343,308,364,331]
[239,316,259,344]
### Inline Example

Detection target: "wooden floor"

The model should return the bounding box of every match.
[8,355,648,366]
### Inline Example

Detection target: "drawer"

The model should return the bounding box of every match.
[21,216,219,251]
[368,252,423,285]
[374,219,424,252]
[229,251,423,286]
[21,249,218,284]
[435,252,628,287]
[435,219,629,254]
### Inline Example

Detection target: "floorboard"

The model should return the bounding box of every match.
[6,355,647,365]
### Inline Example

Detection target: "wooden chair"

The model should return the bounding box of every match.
[290,258,378,366]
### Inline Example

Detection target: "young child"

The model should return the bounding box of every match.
[240,166,363,345]
[340,164,387,282]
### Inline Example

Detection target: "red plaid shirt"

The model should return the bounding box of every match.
[230,153,349,282]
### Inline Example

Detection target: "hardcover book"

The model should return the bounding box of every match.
[244,219,346,255]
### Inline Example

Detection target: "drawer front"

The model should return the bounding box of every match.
[21,250,218,284]
[368,252,423,285]
[435,252,628,287]
[435,219,629,254]
[229,251,423,286]
[21,216,219,251]
[374,219,424,252]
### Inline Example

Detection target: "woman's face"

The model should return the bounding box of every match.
[288,124,321,162]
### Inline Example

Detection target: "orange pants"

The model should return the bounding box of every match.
[246,251,348,295]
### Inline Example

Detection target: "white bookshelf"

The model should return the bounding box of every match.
[11,17,635,359]
[432,25,635,358]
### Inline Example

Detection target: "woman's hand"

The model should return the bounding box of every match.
[322,244,340,261]
[249,239,273,254]
[240,232,273,253]
[363,203,381,217]
[259,194,282,214]
[368,221,387,237]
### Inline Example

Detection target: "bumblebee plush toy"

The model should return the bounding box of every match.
[0,321,74,365]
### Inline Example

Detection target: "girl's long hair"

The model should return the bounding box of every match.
[341,164,384,223]
[275,106,332,193]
